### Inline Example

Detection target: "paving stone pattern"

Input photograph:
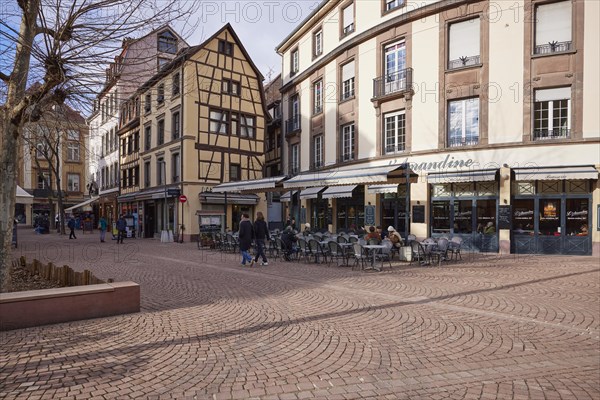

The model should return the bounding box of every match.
[1,229,599,399]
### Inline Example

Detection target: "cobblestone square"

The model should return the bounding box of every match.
[1,229,599,399]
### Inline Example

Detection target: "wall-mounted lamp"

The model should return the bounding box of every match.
[417,201,420,205]
[501,173,510,180]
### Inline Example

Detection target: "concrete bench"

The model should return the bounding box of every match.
[0,281,140,331]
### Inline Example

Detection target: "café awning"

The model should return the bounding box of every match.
[65,197,98,212]
[212,176,288,193]
[283,163,411,189]
[16,185,34,205]
[199,192,260,205]
[322,185,357,199]
[280,191,297,202]
[427,169,497,184]
[299,186,326,200]
[367,184,399,194]
[514,166,598,181]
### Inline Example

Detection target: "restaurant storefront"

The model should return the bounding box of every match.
[373,184,409,237]
[329,185,364,232]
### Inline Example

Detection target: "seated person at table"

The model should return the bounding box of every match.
[387,226,403,248]
[302,223,312,237]
[281,226,298,261]
[483,221,496,234]
[364,226,381,242]
[578,224,588,236]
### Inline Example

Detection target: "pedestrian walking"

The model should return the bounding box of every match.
[99,216,107,242]
[253,211,269,266]
[238,213,254,266]
[116,215,127,244]
[67,217,77,239]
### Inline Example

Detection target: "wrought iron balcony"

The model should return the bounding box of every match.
[384,144,406,154]
[448,55,481,70]
[534,40,572,55]
[285,115,301,136]
[372,68,413,100]
[448,137,479,148]
[533,128,570,140]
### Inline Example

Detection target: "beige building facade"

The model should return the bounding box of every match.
[273,0,600,255]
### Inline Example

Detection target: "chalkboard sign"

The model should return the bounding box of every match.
[326,207,333,225]
[498,205,511,230]
[412,205,425,224]
[364,205,375,225]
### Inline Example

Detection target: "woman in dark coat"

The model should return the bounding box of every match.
[253,211,269,265]
[238,213,254,266]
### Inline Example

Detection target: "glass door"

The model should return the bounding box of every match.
[384,41,406,94]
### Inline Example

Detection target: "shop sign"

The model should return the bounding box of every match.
[364,205,375,225]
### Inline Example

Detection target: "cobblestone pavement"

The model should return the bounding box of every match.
[1,228,599,399]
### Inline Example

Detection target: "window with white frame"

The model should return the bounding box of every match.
[313,80,323,114]
[172,72,180,96]
[290,49,299,75]
[158,30,177,54]
[157,157,165,185]
[209,109,229,134]
[157,84,165,104]
[172,111,180,139]
[341,61,355,100]
[341,124,355,161]
[144,93,151,113]
[313,135,323,168]
[37,171,50,189]
[157,119,165,145]
[313,29,323,57]
[535,1,572,55]
[172,153,180,182]
[384,40,407,94]
[67,173,80,192]
[290,144,299,175]
[240,114,255,138]
[448,18,480,69]
[67,142,80,161]
[385,0,404,11]
[384,110,406,154]
[144,125,151,150]
[67,130,79,141]
[447,98,479,147]
[342,4,354,36]
[533,87,571,140]
[144,161,151,187]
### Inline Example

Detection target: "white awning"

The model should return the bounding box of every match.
[283,163,409,189]
[427,169,497,184]
[65,197,98,212]
[212,176,288,193]
[16,185,34,205]
[322,185,357,199]
[299,186,326,200]
[280,191,297,202]
[367,184,399,194]
[199,192,259,205]
[514,166,598,181]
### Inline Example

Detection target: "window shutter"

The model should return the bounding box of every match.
[535,87,571,102]
[343,5,354,27]
[342,61,355,82]
[449,18,480,61]
[536,1,572,45]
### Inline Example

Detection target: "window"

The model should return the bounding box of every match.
[384,110,406,154]
[127,136,133,155]
[209,109,229,134]
[341,61,355,100]
[67,130,79,141]
[144,161,151,187]
[218,40,234,56]
[121,138,126,155]
[230,163,241,181]
[37,171,50,189]
[122,169,128,188]
[222,79,240,96]
[448,98,479,147]
[172,72,180,96]
[383,41,407,95]
[448,18,480,69]
[157,84,165,104]
[144,125,151,150]
[313,80,323,114]
[342,4,355,36]
[287,94,300,133]
[535,1,572,55]
[133,166,139,186]
[158,30,177,54]
[172,153,180,182]
[67,173,80,192]
[313,29,323,57]
[128,167,134,187]
[172,111,180,140]
[290,49,299,75]
[67,142,80,161]
[341,124,355,161]
[240,115,255,138]
[385,0,404,11]
[134,131,139,151]
[157,158,165,185]
[36,142,47,159]
[533,87,571,140]
[158,58,169,70]
[157,119,165,145]
[144,93,151,113]
[313,135,323,168]
[290,144,299,175]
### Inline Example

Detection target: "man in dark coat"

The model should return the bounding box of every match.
[253,211,269,265]
[281,226,297,261]
[116,215,127,244]
[238,213,254,266]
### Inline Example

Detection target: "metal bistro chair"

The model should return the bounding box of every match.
[448,236,463,261]
[296,238,310,263]
[348,236,358,244]
[375,241,394,271]
[328,241,349,267]
[368,238,381,246]
[429,237,450,266]
[337,235,348,244]
[308,238,326,264]
[407,234,417,242]
[410,241,431,266]
[351,242,368,271]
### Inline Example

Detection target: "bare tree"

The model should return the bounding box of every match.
[0,0,198,291]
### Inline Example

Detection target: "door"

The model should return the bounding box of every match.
[538,198,562,254]
[145,203,155,238]
[384,40,406,94]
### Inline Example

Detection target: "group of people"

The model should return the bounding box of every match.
[238,212,270,266]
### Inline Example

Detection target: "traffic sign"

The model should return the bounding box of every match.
[179,195,187,203]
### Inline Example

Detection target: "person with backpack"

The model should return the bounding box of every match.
[67,216,77,239]
[253,211,269,266]
[238,213,255,266]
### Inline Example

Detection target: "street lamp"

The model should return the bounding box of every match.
[159,160,171,243]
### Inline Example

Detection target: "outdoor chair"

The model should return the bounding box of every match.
[337,235,348,244]
[429,237,450,266]
[410,241,431,266]
[296,238,310,263]
[351,242,368,271]
[348,236,358,244]
[448,236,463,261]
[375,242,393,270]
[327,241,349,267]
[308,238,326,264]
[407,234,417,242]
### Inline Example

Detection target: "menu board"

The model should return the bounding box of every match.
[412,205,425,223]
[498,205,511,230]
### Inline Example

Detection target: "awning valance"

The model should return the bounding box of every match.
[212,176,288,193]
[280,191,297,202]
[427,169,497,184]
[283,163,411,189]
[199,192,259,205]
[299,186,326,200]
[65,197,98,212]
[16,185,34,205]
[514,166,598,181]
[322,185,357,199]
[367,184,399,194]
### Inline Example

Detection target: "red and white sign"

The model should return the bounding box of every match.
[179,195,187,203]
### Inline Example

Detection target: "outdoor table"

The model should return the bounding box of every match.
[362,244,386,271]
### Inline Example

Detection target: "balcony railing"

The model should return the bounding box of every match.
[448,136,479,148]
[373,68,413,100]
[534,40,572,55]
[533,128,570,140]
[384,144,406,154]
[285,115,301,136]
[448,55,481,70]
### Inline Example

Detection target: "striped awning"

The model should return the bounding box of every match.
[427,169,497,184]
[367,184,399,194]
[321,185,357,199]
[283,163,410,189]
[280,191,298,202]
[299,186,326,200]
[65,197,98,212]
[514,166,598,181]
[212,176,288,193]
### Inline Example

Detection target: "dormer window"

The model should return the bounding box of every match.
[158,30,177,54]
